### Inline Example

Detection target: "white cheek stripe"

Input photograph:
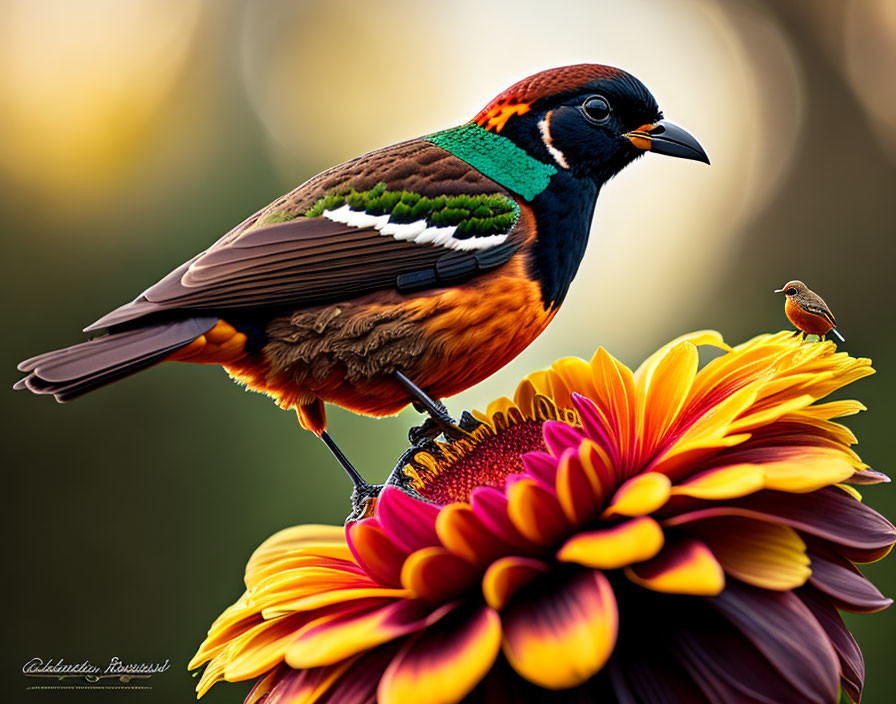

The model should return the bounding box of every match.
[322,203,509,251]
[538,114,569,170]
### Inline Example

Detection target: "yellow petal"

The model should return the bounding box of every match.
[557,517,664,569]
[761,449,855,493]
[694,517,810,591]
[671,464,765,500]
[482,556,549,611]
[633,330,730,381]
[502,570,618,690]
[604,472,671,517]
[378,607,501,704]
[625,539,725,595]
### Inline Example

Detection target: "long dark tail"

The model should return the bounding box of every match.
[15,317,218,402]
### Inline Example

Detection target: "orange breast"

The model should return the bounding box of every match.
[166,319,248,364]
[785,298,832,335]
[223,205,555,418]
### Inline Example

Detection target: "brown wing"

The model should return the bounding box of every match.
[798,291,837,327]
[85,139,524,332]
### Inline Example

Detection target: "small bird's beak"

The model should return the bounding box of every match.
[774,288,785,293]
[624,120,710,164]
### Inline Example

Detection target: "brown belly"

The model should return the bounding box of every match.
[223,256,555,418]
[785,298,833,335]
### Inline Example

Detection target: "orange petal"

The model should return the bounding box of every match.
[589,347,636,458]
[506,478,570,545]
[400,546,479,603]
[636,340,699,456]
[502,570,618,689]
[548,356,597,409]
[245,524,350,582]
[481,556,550,611]
[378,606,501,704]
[604,472,671,517]
[625,538,725,595]
[557,517,664,569]
[690,517,811,590]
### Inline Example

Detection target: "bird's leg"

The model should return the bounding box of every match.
[319,431,380,514]
[395,371,470,442]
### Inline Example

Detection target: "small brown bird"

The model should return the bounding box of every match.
[775,280,845,342]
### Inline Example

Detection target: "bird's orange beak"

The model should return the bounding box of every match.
[624,120,710,164]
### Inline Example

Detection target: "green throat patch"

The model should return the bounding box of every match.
[426,122,557,201]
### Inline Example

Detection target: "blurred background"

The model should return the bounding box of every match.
[3,0,894,700]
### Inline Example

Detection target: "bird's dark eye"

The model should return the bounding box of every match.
[786,287,797,296]
[582,96,612,124]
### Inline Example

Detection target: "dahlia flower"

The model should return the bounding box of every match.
[191,331,893,704]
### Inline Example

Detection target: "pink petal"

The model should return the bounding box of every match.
[470,487,538,553]
[376,487,441,554]
[542,420,586,458]
[521,451,560,487]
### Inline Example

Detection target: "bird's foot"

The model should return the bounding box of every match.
[346,481,383,523]
[408,413,471,446]
[397,371,472,442]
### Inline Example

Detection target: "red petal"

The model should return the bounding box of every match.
[797,586,865,703]
[506,477,570,546]
[624,538,724,596]
[806,539,892,613]
[378,606,501,704]
[481,556,550,611]
[285,598,441,668]
[664,486,896,563]
[554,447,602,526]
[708,582,840,703]
[502,570,618,689]
[400,546,479,603]
[346,519,406,588]
[435,503,517,568]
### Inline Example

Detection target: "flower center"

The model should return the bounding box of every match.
[402,420,548,504]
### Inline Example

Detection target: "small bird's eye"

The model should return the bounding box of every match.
[786,287,797,296]
[582,96,612,124]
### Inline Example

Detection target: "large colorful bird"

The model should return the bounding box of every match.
[16,64,708,479]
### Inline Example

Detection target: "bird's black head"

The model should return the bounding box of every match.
[474,64,709,183]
